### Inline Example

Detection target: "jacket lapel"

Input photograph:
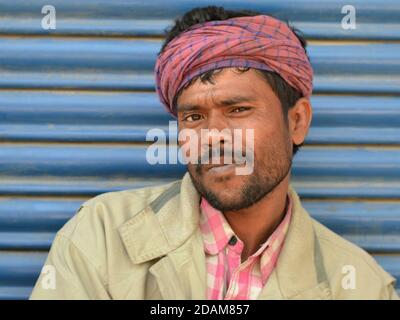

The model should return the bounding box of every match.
[147,229,207,299]
[257,184,332,300]
[118,173,207,299]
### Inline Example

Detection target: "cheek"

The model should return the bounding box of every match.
[177,128,204,162]
[252,119,290,157]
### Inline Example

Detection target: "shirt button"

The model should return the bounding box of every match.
[228,235,237,246]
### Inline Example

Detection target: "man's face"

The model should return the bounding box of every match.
[176,68,294,212]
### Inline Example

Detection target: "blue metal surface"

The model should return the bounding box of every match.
[0,0,399,39]
[0,0,399,299]
[1,93,400,144]
[0,39,399,94]
[0,146,399,179]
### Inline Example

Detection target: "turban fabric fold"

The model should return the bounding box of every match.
[155,15,313,116]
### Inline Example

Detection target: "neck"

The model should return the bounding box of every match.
[223,174,290,262]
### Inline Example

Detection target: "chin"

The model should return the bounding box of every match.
[203,170,247,187]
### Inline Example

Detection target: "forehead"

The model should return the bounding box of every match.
[176,68,277,109]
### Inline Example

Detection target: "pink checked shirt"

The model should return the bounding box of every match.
[199,193,293,300]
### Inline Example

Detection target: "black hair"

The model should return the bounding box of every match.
[159,6,310,156]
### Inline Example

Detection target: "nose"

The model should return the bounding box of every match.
[200,112,234,163]
[203,112,232,145]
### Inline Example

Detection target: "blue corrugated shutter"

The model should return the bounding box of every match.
[0,0,399,299]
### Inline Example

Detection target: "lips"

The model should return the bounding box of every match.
[206,163,237,175]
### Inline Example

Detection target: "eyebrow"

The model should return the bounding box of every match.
[177,95,258,113]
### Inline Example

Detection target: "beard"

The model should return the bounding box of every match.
[187,141,292,212]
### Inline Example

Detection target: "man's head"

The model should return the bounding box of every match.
[156,6,313,212]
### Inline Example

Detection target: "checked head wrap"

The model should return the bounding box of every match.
[155,15,313,116]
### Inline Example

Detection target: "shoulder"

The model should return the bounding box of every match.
[312,218,397,299]
[53,179,181,265]
[61,179,180,235]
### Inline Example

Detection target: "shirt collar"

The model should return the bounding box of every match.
[199,197,236,254]
[199,192,293,258]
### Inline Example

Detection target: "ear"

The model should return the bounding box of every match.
[288,97,313,146]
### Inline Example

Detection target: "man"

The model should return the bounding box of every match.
[31,6,398,299]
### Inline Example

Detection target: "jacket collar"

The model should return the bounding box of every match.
[118,172,200,264]
[118,172,332,299]
[257,185,332,299]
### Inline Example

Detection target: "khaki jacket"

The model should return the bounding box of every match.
[30,172,398,300]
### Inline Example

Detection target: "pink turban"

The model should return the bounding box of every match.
[155,15,313,116]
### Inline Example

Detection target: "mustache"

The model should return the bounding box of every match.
[195,147,253,165]
[192,146,255,176]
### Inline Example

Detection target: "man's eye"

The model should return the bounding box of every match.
[232,106,251,113]
[183,114,203,122]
